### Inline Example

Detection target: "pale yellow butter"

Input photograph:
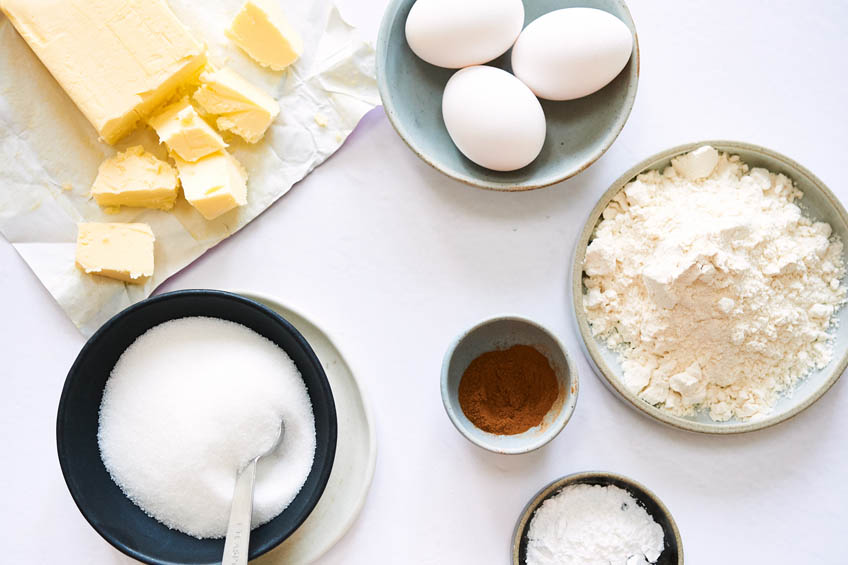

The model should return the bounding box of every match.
[148,98,227,162]
[174,151,248,220]
[227,0,303,71]
[193,68,280,143]
[91,146,179,211]
[76,223,155,284]
[0,0,207,145]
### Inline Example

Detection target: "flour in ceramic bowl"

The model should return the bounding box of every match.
[583,146,846,421]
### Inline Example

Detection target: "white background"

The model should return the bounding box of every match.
[2,0,847,563]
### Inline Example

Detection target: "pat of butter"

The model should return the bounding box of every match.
[174,151,248,220]
[76,223,155,284]
[0,0,207,145]
[91,146,179,210]
[193,68,280,143]
[227,0,303,71]
[148,98,227,162]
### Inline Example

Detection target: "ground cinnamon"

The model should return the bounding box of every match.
[458,344,559,435]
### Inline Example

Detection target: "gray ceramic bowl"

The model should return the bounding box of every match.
[376,0,640,191]
[512,471,683,564]
[441,316,578,454]
[572,140,848,434]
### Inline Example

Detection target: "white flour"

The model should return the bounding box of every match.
[526,484,665,565]
[583,146,846,421]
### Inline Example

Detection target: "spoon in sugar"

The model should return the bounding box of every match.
[222,420,285,565]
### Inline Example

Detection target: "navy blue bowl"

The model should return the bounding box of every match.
[57,290,337,565]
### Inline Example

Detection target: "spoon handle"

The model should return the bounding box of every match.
[222,459,258,565]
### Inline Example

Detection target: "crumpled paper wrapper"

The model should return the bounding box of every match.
[0,1,379,336]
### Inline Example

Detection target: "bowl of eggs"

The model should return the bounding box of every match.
[376,0,640,191]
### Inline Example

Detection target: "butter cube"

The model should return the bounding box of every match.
[174,151,248,220]
[227,0,303,71]
[1,0,207,144]
[76,223,155,284]
[148,98,227,162]
[193,68,280,143]
[91,146,179,211]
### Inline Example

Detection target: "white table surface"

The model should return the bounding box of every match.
[3,1,847,563]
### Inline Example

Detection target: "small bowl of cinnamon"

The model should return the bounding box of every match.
[440,315,578,454]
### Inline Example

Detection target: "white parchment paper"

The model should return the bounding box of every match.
[0,1,379,336]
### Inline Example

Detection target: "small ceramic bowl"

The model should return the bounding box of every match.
[512,471,683,564]
[57,290,337,565]
[572,140,848,434]
[376,0,640,191]
[441,316,578,454]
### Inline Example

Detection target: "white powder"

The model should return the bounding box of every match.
[98,317,316,539]
[584,146,846,421]
[526,484,665,565]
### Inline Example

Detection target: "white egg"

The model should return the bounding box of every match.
[442,66,546,172]
[405,0,524,69]
[511,8,634,101]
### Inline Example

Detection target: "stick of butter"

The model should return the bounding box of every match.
[193,68,280,144]
[148,98,227,163]
[91,146,179,211]
[227,0,303,71]
[76,223,155,284]
[174,151,248,220]
[0,0,207,145]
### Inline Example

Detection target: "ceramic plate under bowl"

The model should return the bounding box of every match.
[376,0,639,191]
[572,140,848,434]
[512,472,683,564]
[241,292,377,565]
[57,290,337,565]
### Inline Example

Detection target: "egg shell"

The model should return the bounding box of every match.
[442,66,546,172]
[511,8,634,101]
[405,0,524,69]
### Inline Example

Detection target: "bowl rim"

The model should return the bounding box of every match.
[440,314,579,454]
[56,289,338,565]
[511,471,684,564]
[375,0,641,192]
[571,139,848,434]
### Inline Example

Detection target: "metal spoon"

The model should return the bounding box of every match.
[222,420,285,565]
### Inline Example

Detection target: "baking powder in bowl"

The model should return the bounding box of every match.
[526,484,664,565]
[583,146,846,421]
[97,317,316,539]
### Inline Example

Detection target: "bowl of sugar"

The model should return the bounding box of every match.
[57,290,337,565]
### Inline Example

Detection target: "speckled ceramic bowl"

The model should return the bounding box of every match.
[512,472,683,564]
[572,140,848,434]
[440,316,578,454]
[376,0,639,191]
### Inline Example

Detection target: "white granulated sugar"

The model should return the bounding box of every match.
[526,484,665,565]
[98,316,316,539]
[584,146,846,421]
